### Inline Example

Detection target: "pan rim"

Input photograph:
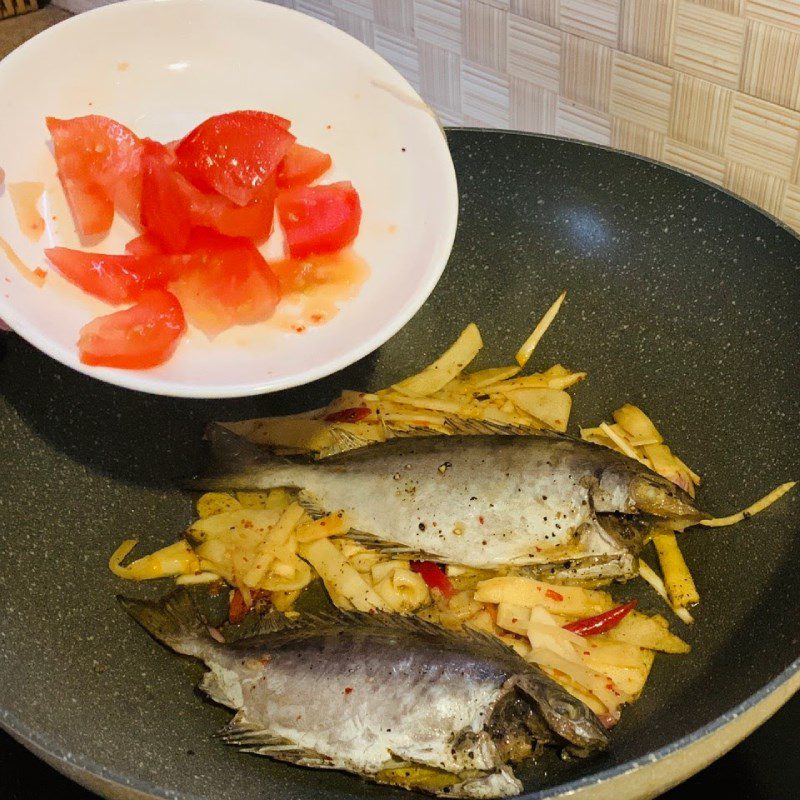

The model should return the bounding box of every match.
[2,658,798,799]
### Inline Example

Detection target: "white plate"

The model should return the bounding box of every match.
[0,0,457,398]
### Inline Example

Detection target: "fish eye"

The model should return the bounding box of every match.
[549,695,581,720]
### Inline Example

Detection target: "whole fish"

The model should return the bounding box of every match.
[196,429,705,581]
[120,590,608,798]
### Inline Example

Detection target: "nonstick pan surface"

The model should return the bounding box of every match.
[1,130,798,800]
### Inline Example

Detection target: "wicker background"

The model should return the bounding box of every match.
[53,0,800,234]
[2,1,42,19]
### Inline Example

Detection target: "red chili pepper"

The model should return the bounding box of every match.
[545,588,564,602]
[598,711,621,730]
[410,560,455,599]
[324,407,371,423]
[563,600,638,637]
[228,589,248,624]
[228,588,270,625]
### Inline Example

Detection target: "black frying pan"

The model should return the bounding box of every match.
[1,130,798,799]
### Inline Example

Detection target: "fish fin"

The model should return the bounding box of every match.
[296,490,328,518]
[387,416,544,438]
[242,745,337,769]
[221,605,521,663]
[297,608,524,663]
[444,767,523,799]
[345,529,441,561]
[117,589,211,658]
[521,553,638,585]
[223,608,305,642]
[446,417,540,437]
[316,426,383,458]
[217,717,334,767]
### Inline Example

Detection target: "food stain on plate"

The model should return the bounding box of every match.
[270,250,369,334]
[8,181,45,241]
[0,236,47,287]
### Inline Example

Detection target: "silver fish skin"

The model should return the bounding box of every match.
[119,591,609,798]
[196,429,705,578]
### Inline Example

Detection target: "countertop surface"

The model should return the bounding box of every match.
[0,6,797,799]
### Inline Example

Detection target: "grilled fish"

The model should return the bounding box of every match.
[195,428,705,581]
[120,590,608,798]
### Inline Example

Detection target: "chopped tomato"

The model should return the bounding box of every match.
[410,561,455,599]
[46,246,183,303]
[184,177,276,243]
[598,711,621,730]
[140,139,192,253]
[46,247,144,304]
[277,181,361,259]
[169,229,281,338]
[277,143,332,189]
[125,233,163,258]
[78,289,186,369]
[176,111,295,206]
[139,139,276,245]
[47,115,143,234]
[42,110,363,372]
[60,181,114,238]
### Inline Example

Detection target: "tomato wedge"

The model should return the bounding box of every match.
[140,139,192,253]
[46,246,181,303]
[46,247,143,304]
[125,233,163,259]
[59,183,114,239]
[184,177,276,243]
[276,181,361,259]
[169,229,282,338]
[277,143,332,189]
[140,139,276,244]
[78,289,186,369]
[47,115,143,234]
[176,111,295,206]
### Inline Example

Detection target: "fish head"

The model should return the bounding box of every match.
[529,681,609,752]
[630,472,707,523]
[506,674,609,753]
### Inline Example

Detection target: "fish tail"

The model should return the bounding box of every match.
[185,424,293,492]
[117,589,214,659]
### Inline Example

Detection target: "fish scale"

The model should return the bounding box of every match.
[119,592,610,798]
[198,430,705,578]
